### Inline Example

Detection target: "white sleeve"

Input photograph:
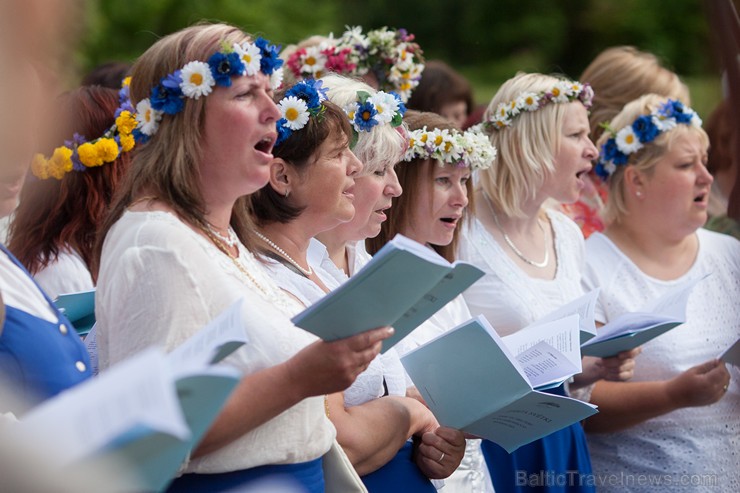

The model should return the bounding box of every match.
[96,242,212,369]
[34,250,94,301]
[582,237,612,325]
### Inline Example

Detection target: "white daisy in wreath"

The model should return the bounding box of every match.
[279,96,310,130]
[518,92,540,112]
[135,99,163,136]
[179,61,216,99]
[615,125,643,154]
[369,92,400,124]
[234,41,262,76]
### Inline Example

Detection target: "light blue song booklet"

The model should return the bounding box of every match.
[53,289,96,337]
[402,315,598,453]
[292,234,484,352]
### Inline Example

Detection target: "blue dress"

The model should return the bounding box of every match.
[166,458,324,493]
[361,441,437,493]
[0,244,91,411]
[481,385,594,493]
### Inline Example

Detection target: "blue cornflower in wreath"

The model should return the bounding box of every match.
[150,71,185,115]
[208,51,245,87]
[274,79,328,147]
[285,79,328,110]
[631,115,660,143]
[600,138,628,165]
[353,100,379,132]
[255,37,284,75]
[595,98,703,181]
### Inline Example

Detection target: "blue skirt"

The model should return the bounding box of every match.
[165,458,323,493]
[361,441,436,493]
[482,385,595,493]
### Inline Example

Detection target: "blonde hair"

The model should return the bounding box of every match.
[320,73,408,174]
[479,72,573,218]
[94,23,259,274]
[581,46,690,143]
[598,94,709,225]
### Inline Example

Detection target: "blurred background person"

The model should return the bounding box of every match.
[703,98,740,238]
[8,85,133,299]
[80,61,132,89]
[406,60,474,129]
[562,45,691,238]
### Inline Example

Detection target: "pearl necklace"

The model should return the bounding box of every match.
[199,226,269,297]
[206,223,238,248]
[485,194,550,268]
[254,230,314,277]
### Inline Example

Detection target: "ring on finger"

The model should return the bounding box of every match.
[437,452,445,463]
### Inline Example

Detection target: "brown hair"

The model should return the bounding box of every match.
[9,86,130,279]
[366,110,474,262]
[407,60,473,117]
[81,61,132,89]
[92,23,258,276]
[250,99,352,224]
[580,46,689,143]
[705,99,733,175]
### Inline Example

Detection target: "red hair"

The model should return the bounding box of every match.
[8,86,130,280]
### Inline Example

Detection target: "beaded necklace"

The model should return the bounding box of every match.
[254,230,313,277]
[200,226,269,297]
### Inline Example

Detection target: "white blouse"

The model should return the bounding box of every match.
[34,248,94,301]
[582,229,740,492]
[95,211,335,474]
[459,209,587,333]
[266,240,408,406]
[0,249,57,323]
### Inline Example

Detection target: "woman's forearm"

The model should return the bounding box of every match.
[329,394,436,476]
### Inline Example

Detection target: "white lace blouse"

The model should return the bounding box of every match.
[95,211,335,474]
[582,229,740,492]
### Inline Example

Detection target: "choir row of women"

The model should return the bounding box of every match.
[1,19,738,493]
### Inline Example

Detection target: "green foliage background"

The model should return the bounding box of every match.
[78,0,726,118]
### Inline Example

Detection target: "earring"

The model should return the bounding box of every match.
[284,190,290,198]
[636,190,643,198]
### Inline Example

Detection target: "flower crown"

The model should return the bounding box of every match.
[135,37,284,140]
[594,99,702,181]
[336,26,425,102]
[403,127,496,170]
[31,78,137,180]
[486,81,594,131]
[343,90,406,146]
[285,41,357,80]
[274,79,328,147]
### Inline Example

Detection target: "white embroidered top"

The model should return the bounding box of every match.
[582,229,740,492]
[95,211,335,473]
